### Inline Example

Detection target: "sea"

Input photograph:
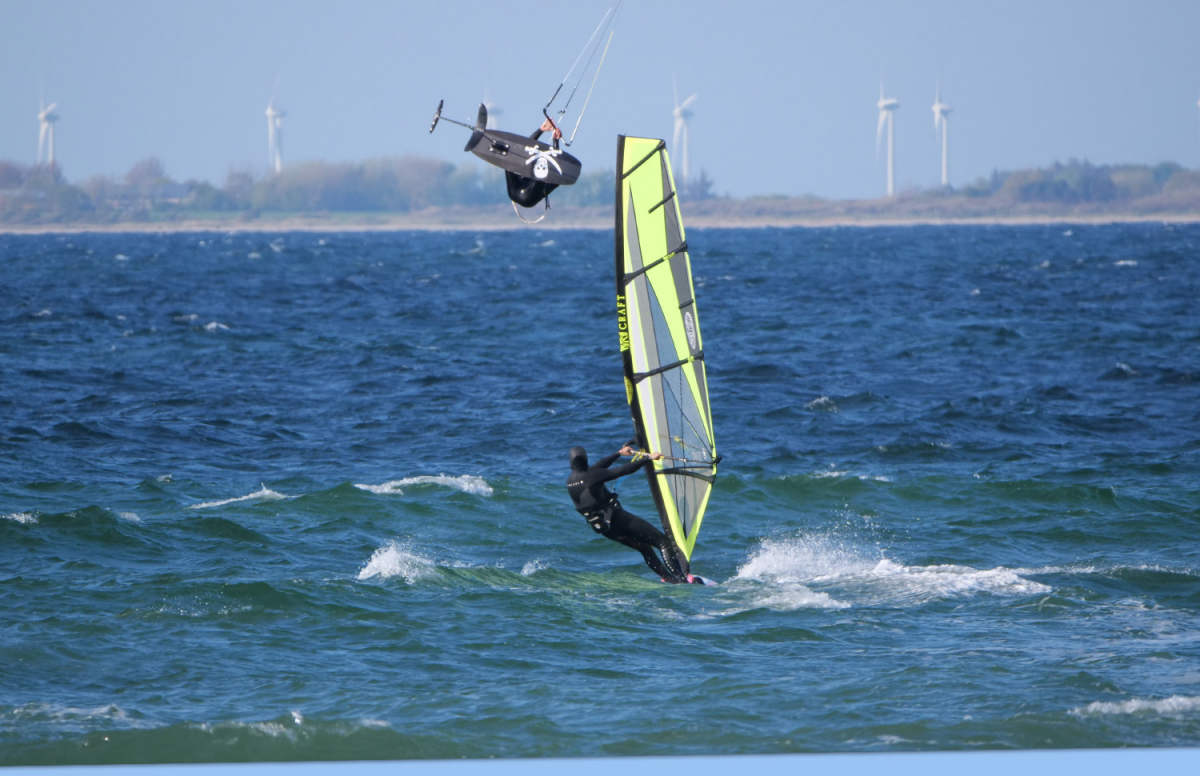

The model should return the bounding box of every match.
[1,224,1199,767]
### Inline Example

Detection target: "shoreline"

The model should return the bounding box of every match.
[2,211,1200,235]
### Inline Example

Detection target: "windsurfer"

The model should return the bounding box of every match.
[566,444,697,584]
[506,117,563,208]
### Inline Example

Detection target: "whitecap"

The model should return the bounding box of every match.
[809,469,891,482]
[357,542,436,583]
[1072,695,1200,717]
[247,251,262,259]
[33,309,52,318]
[187,484,288,510]
[204,321,229,332]
[521,559,548,576]
[734,534,1049,607]
[807,396,838,412]
[354,474,493,497]
[1114,259,1138,267]
[3,512,37,524]
[118,511,141,523]
[173,314,199,323]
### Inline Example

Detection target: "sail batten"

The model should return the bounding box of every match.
[615,135,717,563]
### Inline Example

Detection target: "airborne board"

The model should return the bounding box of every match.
[465,107,582,187]
[615,135,718,565]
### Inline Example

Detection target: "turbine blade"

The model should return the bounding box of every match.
[680,94,697,111]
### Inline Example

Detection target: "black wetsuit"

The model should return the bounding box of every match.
[505,127,559,209]
[566,447,688,583]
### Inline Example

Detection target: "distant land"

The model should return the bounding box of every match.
[2,156,1199,232]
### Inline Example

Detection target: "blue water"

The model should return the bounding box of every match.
[2,224,1199,765]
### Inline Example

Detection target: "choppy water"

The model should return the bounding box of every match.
[2,224,1199,766]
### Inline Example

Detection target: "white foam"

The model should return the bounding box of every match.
[357,542,436,583]
[809,469,891,482]
[173,314,199,323]
[187,484,288,510]
[3,512,37,524]
[1114,259,1138,267]
[204,321,229,332]
[354,474,493,497]
[1072,695,1200,717]
[734,534,1049,607]
[521,559,548,576]
[807,396,838,412]
[33,309,52,317]
[11,702,154,728]
[118,511,141,523]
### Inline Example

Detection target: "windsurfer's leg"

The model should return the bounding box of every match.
[609,509,687,582]
[611,534,677,580]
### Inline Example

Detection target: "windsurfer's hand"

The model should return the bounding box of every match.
[618,445,635,457]
[650,452,664,461]
[540,118,556,133]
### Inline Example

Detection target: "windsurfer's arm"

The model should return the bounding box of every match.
[595,451,622,469]
[599,450,663,482]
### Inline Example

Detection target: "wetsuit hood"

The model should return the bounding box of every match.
[568,446,589,471]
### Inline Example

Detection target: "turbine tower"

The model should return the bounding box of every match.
[265,99,285,174]
[37,98,59,168]
[483,87,502,129]
[932,86,951,188]
[876,83,899,196]
[672,78,697,187]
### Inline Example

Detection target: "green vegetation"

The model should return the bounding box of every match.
[0,155,1196,226]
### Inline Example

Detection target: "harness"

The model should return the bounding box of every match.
[579,495,619,533]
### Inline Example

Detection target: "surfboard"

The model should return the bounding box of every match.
[465,124,582,187]
[615,135,719,578]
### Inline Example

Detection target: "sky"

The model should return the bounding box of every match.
[2,0,1199,199]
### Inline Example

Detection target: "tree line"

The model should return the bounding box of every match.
[1,153,1194,224]
[0,156,627,224]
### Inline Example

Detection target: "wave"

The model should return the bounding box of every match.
[354,474,493,497]
[1072,695,1200,717]
[186,485,289,510]
[3,511,37,524]
[0,711,433,766]
[357,542,437,583]
[730,534,1049,609]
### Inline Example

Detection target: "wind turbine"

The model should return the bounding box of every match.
[932,86,951,187]
[37,98,59,168]
[876,83,899,196]
[265,98,285,174]
[672,78,697,187]
[483,86,502,129]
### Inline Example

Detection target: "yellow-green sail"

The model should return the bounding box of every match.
[615,135,718,562]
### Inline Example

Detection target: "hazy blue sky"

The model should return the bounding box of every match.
[2,0,1199,199]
